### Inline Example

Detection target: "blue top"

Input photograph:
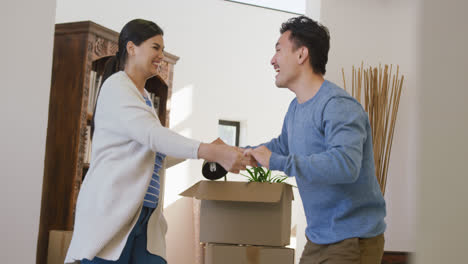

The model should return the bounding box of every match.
[142,95,166,209]
[266,80,386,244]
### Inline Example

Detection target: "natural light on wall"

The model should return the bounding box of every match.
[164,147,191,207]
[225,0,306,15]
[164,84,194,207]
[170,84,194,128]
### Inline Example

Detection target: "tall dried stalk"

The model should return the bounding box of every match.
[342,63,404,195]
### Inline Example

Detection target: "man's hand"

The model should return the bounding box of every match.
[217,145,246,173]
[205,138,258,171]
[240,148,258,167]
[243,146,272,169]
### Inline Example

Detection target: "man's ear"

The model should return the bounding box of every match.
[126,41,136,56]
[298,47,309,65]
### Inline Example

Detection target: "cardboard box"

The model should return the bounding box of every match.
[180,181,293,246]
[47,230,73,264]
[204,243,294,264]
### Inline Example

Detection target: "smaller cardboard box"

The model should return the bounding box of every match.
[180,181,293,246]
[47,230,73,264]
[204,243,294,264]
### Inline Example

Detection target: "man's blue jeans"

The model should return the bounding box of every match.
[82,207,167,264]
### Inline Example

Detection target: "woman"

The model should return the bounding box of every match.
[65,19,248,264]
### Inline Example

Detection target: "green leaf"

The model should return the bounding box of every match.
[240,173,251,179]
[246,168,255,178]
[241,166,290,184]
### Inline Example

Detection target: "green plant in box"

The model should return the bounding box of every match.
[241,166,288,183]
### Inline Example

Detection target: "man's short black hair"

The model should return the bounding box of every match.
[280,16,330,75]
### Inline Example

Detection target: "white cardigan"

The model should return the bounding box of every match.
[65,71,200,263]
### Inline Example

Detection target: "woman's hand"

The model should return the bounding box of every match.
[216,144,246,173]
[198,139,256,173]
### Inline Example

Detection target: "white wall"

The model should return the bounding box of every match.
[315,0,421,252]
[414,0,468,263]
[0,0,56,263]
[2,0,466,262]
[1,0,466,262]
[56,0,298,262]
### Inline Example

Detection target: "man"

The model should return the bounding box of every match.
[245,16,386,264]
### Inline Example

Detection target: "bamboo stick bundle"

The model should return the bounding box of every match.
[342,63,404,195]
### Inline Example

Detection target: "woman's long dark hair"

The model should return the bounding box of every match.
[91,19,164,136]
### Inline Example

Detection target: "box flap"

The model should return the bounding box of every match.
[180,181,293,203]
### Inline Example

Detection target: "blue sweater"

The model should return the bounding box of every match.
[267,80,386,244]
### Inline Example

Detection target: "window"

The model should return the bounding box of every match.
[218,120,240,147]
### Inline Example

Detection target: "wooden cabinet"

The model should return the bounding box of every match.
[37,21,178,264]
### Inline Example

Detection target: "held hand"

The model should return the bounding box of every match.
[242,148,259,167]
[248,146,272,169]
[216,144,246,174]
[198,142,256,173]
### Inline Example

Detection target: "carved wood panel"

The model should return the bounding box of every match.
[72,33,119,228]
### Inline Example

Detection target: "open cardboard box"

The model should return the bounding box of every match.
[180,181,294,247]
[204,243,294,264]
